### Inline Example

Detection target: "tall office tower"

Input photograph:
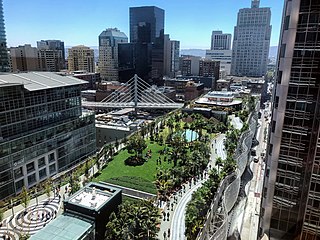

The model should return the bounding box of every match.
[68,45,95,73]
[163,34,180,78]
[98,28,128,81]
[0,72,96,200]
[9,44,40,72]
[37,40,65,71]
[0,0,9,72]
[211,31,232,50]
[130,6,165,82]
[231,0,271,77]
[261,1,320,239]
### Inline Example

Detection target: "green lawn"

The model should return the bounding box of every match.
[94,141,173,194]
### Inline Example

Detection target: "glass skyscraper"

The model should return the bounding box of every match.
[231,0,271,77]
[0,0,9,72]
[129,6,165,83]
[0,72,96,200]
[262,0,320,239]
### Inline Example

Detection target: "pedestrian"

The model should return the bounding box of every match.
[171,203,174,211]
[163,231,167,240]
[167,212,170,221]
[168,228,171,238]
[163,211,166,221]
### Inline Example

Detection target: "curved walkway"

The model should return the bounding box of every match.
[158,134,227,240]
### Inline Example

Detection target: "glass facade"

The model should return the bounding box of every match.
[0,82,96,200]
[262,0,320,239]
[0,0,9,72]
[129,6,164,82]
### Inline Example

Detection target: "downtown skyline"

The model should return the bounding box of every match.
[5,0,283,49]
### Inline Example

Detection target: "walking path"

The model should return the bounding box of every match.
[158,133,227,240]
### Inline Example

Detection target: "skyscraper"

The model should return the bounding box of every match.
[37,40,65,71]
[231,0,271,77]
[9,44,40,72]
[98,28,128,81]
[129,6,165,82]
[0,0,9,72]
[211,31,232,50]
[261,1,320,239]
[68,45,95,73]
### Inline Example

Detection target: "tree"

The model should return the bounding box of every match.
[44,179,52,199]
[105,200,160,240]
[70,174,81,194]
[126,135,147,159]
[20,186,30,211]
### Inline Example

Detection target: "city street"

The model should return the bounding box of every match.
[240,108,270,240]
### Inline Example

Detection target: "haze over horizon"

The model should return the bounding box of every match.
[4,0,283,49]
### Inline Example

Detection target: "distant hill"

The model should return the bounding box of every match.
[180,49,206,57]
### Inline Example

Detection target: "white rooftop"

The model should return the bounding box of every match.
[70,187,109,210]
[0,72,87,91]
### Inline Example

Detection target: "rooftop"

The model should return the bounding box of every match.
[0,72,87,91]
[69,186,110,210]
[30,214,93,240]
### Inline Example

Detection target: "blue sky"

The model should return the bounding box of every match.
[4,0,284,49]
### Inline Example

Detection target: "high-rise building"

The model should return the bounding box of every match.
[68,45,95,73]
[129,6,165,82]
[0,72,96,200]
[37,40,65,71]
[231,0,271,77]
[261,1,320,239]
[9,44,40,72]
[0,0,9,72]
[163,34,180,78]
[181,56,201,76]
[98,28,128,81]
[211,31,232,50]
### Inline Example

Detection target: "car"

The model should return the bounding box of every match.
[253,158,259,163]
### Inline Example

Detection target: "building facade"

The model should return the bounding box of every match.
[206,49,232,77]
[0,72,96,199]
[211,31,232,50]
[98,28,128,81]
[231,0,271,77]
[68,45,95,73]
[0,0,9,72]
[37,40,65,71]
[181,56,201,76]
[164,34,180,78]
[261,0,320,239]
[9,44,40,72]
[129,6,165,82]
[199,59,220,80]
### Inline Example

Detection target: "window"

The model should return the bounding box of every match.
[26,162,35,174]
[279,44,286,58]
[269,144,273,155]
[49,164,56,174]
[38,157,46,168]
[284,16,290,30]
[277,71,282,84]
[16,179,24,191]
[275,96,279,108]
[272,121,276,133]
[27,173,36,185]
[49,153,55,163]
[14,167,23,178]
[39,168,47,179]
